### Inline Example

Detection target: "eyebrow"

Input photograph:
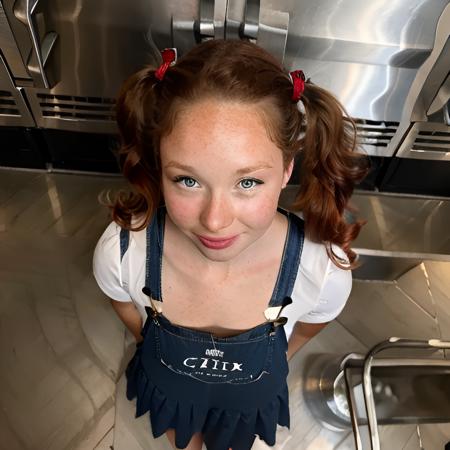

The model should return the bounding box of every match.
[164,162,273,175]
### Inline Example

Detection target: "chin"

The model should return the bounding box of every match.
[196,246,241,262]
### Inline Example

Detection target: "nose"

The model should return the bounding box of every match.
[200,193,234,233]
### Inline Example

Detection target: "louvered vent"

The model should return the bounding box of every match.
[0,90,20,116]
[354,119,399,150]
[37,94,115,121]
[412,129,450,153]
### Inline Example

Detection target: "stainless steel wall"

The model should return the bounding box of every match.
[0,0,449,178]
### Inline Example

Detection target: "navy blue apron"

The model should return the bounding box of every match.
[124,207,304,450]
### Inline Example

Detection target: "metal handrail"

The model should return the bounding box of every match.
[343,337,450,450]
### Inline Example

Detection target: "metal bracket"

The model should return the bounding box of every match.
[227,0,289,64]
[172,16,197,57]
[225,0,246,40]
[173,0,227,56]
[199,0,227,40]
[257,8,289,64]
[242,0,259,40]
[13,0,58,88]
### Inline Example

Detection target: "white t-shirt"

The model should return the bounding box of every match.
[92,216,352,340]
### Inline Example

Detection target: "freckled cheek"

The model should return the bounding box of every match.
[239,195,279,230]
[163,191,202,228]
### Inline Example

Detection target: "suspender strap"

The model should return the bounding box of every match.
[142,208,165,301]
[268,211,304,307]
[119,228,130,262]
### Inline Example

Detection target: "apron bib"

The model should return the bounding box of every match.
[124,206,305,450]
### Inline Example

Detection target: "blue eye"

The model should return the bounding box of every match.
[239,179,263,189]
[174,176,199,188]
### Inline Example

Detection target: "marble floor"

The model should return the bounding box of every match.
[0,169,449,450]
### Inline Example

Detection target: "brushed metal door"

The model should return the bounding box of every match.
[3,0,163,133]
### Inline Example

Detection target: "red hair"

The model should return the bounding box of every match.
[107,39,368,267]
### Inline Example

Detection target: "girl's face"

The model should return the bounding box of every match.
[160,99,293,263]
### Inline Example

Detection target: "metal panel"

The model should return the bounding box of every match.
[149,0,202,51]
[0,2,30,80]
[260,0,448,129]
[3,0,163,133]
[2,0,448,146]
[24,90,116,133]
[396,122,450,161]
[0,53,35,127]
[257,7,289,64]
[355,119,399,157]
[428,72,450,117]
[280,186,450,280]
[387,5,450,158]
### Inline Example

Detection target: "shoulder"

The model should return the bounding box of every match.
[289,210,350,284]
[96,220,121,243]
[93,216,147,261]
[297,235,351,302]
[284,212,352,330]
[92,221,147,302]
[301,236,350,280]
[93,222,122,266]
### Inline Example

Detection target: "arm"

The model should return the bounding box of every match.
[285,240,352,361]
[286,321,328,361]
[93,223,144,342]
[110,300,143,343]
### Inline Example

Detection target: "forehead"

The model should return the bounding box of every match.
[160,99,283,167]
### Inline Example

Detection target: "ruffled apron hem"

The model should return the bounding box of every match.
[125,350,290,450]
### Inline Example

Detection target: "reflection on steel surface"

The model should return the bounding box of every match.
[280,0,449,122]
[396,122,450,161]
[0,2,30,79]
[354,119,399,157]
[2,0,161,132]
[280,186,450,280]
[304,339,450,450]
[390,4,450,160]
[171,0,449,156]
[360,338,450,450]
[1,0,449,146]
[281,187,450,255]
[12,0,59,89]
[0,54,35,127]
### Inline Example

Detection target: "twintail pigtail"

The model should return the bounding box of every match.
[292,83,369,266]
[109,67,163,230]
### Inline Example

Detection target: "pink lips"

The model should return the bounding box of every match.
[197,234,238,250]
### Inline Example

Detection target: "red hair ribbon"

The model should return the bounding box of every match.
[155,48,177,81]
[289,70,306,102]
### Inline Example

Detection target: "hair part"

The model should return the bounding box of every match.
[106,39,369,268]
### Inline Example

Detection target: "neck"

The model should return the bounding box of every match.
[163,212,287,282]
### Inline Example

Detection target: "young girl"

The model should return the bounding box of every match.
[93,39,367,450]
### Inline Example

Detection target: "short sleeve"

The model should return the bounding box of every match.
[283,237,353,340]
[296,269,352,324]
[297,244,352,324]
[92,222,132,302]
